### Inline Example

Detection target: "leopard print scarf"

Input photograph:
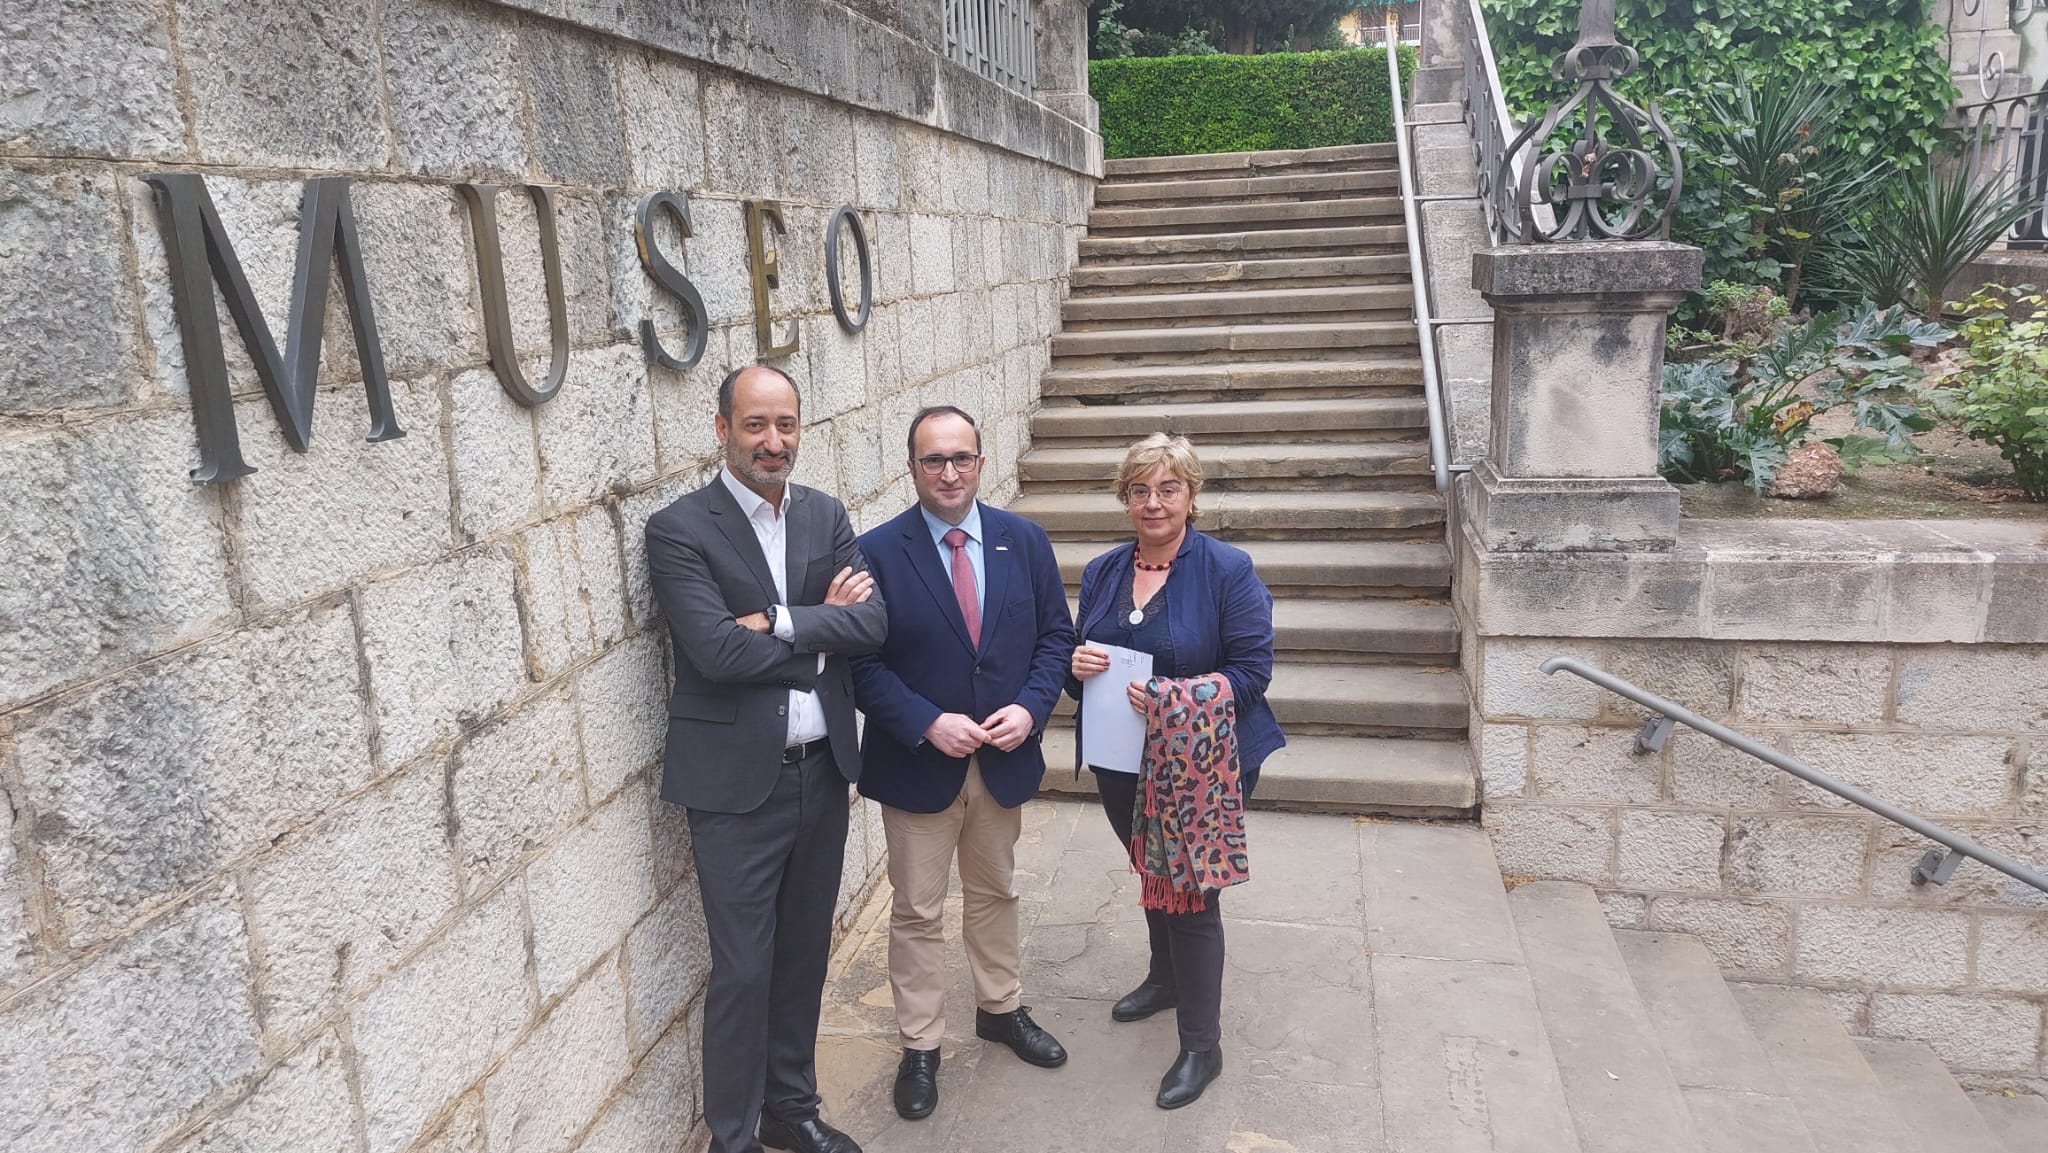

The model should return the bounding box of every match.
[1130,673,1250,913]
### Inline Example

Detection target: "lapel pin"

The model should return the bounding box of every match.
[995,545,1009,551]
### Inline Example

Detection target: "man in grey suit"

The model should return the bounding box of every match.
[646,364,887,1153]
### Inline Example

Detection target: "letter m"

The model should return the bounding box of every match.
[144,174,403,485]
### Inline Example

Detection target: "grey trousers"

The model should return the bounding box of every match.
[687,747,850,1153]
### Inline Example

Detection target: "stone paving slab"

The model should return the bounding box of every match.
[805,800,1546,1152]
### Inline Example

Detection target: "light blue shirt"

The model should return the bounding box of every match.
[921,501,984,620]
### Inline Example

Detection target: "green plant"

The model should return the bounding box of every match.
[1940,285,2048,500]
[1700,280,1790,343]
[1481,0,1954,295]
[1679,77,1886,308]
[1820,165,2041,316]
[1095,0,1138,58]
[1658,303,1945,492]
[1089,47,1411,159]
[1482,0,1953,163]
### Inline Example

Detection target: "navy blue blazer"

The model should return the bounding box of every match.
[1066,529,1284,791]
[851,503,1077,812]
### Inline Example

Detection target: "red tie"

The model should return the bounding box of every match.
[944,528,981,647]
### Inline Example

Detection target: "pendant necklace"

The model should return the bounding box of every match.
[1130,554,1171,625]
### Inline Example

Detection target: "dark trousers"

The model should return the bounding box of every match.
[687,748,850,1153]
[1095,769,1225,1053]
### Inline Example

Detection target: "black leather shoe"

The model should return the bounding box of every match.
[1155,1047,1223,1110]
[1111,979,1179,1023]
[758,1112,862,1153]
[974,1006,1069,1068]
[893,1047,940,1120]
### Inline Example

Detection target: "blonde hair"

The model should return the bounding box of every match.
[1114,433,1203,524]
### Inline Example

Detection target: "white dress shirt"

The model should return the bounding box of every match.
[719,466,828,747]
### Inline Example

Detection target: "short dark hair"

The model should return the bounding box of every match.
[906,405,982,460]
[718,364,800,419]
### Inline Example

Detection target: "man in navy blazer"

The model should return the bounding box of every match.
[850,406,1076,1121]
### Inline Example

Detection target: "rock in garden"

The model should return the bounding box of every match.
[1770,443,1844,499]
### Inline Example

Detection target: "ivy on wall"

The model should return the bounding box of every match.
[1480,0,1954,162]
[1089,47,1414,159]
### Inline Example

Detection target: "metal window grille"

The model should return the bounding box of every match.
[944,0,1036,97]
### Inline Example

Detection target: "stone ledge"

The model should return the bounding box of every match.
[1474,240,1703,298]
[1456,508,2048,644]
[477,0,1103,178]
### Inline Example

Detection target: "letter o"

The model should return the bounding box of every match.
[824,205,873,335]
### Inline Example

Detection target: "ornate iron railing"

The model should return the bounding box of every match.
[944,0,1036,97]
[1461,0,1680,243]
[1958,84,2048,250]
[1542,657,2048,896]
[1460,0,1521,244]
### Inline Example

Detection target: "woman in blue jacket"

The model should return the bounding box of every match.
[1067,432,1283,1110]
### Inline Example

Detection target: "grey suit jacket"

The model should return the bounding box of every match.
[645,476,888,813]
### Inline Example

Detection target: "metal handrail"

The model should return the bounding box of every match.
[1540,657,2048,896]
[1384,13,1454,492]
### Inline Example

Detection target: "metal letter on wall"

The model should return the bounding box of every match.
[824,205,874,335]
[456,184,571,406]
[744,199,800,359]
[634,191,711,371]
[143,173,403,485]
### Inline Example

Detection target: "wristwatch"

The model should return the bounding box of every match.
[763,604,779,631]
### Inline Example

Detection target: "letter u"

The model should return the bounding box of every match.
[456,184,571,406]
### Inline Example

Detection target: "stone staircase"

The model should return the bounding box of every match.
[1020,143,1476,815]
[1448,874,2045,1153]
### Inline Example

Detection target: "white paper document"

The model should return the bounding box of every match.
[1080,642,1154,774]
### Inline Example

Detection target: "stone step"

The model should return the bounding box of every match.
[1037,730,1475,814]
[1048,659,1468,733]
[1368,845,1583,1150]
[1060,284,1412,327]
[1614,931,1821,1153]
[1031,396,1427,443]
[1014,488,1443,539]
[1078,224,1406,265]
[1411,101,1465,125]
[1509,884,1707,1153]
[1020,440,1430,487]
[1974,1092,2048,1152]
[1271,597,1456,657]
[1093,167,1400,207]
[1058,595,1455,660]
[1731,984,1921,1153]
[1052,537,1450,594]
[1049,320,1416,362]
[1068,253,1411,294]
[1087,196,1403,236]
[1040,358,1422,400]
[1854,1039,2006,1153]
[1101,142,1397,182]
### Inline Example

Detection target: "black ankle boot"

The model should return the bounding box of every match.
[1155,1047,1222,1109]
[1111,979,1178,1023]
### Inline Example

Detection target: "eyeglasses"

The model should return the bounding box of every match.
[914,452,984,476]
[1124,481,1187,505]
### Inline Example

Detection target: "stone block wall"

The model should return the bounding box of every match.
[1460,515,2048,1081]
[0,2,1097,1151]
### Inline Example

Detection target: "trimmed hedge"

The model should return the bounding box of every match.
[1089,47,1414,161]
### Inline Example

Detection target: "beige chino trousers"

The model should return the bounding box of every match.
[880,758,1023,1050]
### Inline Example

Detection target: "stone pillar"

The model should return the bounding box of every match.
[1035,0,1098,134]
[1465,241,1701,552]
